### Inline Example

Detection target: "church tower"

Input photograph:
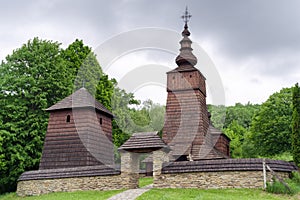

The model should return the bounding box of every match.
[162,8,229,161]
[39,87,114,169]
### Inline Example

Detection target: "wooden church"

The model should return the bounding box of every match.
[38,8,229,171]
[17,9,298,197]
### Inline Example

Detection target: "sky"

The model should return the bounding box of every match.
[0,0,299,106]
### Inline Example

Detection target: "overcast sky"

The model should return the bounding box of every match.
[1,0,299,106]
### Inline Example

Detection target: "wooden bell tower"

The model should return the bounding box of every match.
[162,8,229,161]
[39,87,114,169]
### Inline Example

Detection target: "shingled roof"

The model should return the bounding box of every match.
[18,165,120,181]
[162,159,298,174]
[119,132,169,152]
[46,87,113,116]
[167,65,199,73]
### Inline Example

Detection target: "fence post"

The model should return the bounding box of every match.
[263,158,267,189]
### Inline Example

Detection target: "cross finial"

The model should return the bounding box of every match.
[181,6,192,24]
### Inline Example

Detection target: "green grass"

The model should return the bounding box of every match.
[0,190,124,200]
[1,177,299,200]
[136,188,300,200]
[1,188,300,200]
[139,177,153,188]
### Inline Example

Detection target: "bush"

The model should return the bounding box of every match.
[266,180,294,195]
[291,171,300,184]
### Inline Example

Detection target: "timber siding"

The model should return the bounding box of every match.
[39,87,114,169]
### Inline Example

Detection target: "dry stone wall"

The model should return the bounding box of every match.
[17,174,138,196]
[154,171,289,189]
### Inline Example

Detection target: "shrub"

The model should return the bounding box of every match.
[291,171,300,184]
[266,179,294,195]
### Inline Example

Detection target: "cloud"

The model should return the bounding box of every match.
[0,0,299,105]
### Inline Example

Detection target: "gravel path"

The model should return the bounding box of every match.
[107,184,153,200]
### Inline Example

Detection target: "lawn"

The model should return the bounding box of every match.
[137,188,300,200]
[0,190,124,200]
[1,188,299,200]
[139,177,153,188]
[1,177,299,200]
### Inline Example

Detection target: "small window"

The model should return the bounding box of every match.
[173,76,175,79]
[175,155,188,162]
[190,74,192,78]
[100,118,103,125]
[66,115,71,123]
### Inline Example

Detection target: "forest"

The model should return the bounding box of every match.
[0,38,299,194]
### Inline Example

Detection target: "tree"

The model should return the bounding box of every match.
[207,103,259,130]
[0,38,72,193]
[148,102,165,132]
[292,83,300,166]
[129,99,165,133]
[224,103,260,129]
[61,39,102,94]
[207,104,226,129]
[223,120,247,158]
[249,87,293,157]
[208,103,259,158]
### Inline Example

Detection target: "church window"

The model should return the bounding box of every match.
[66,115,71,123]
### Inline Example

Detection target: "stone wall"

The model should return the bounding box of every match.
[154,170,289,189]
[153,159,297,189]
[17,173,138,197]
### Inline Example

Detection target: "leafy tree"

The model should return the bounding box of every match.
[208,103,259,158]
[0,38,72,193]
[224,103,260,129]
[129,100,165,133]
[223,120,247,158]
[292,83,300,166]
[61,39,102,94]
[207,104,226,129]
[207,103,259,130]
[148,102,165,132]
[249,87,293,157]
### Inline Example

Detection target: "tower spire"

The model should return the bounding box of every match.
[175,7,197,67]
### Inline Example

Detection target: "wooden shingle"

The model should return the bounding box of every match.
[162,159,298,174]
[46,87,113,117]
[119,132,169,152]
[19,165,120,181]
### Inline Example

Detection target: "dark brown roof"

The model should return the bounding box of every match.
[209,125,230,141]
[119,132,169,152]
[18,165,120,181]
[167,65,199,73]
[46,87,113,116]
[189,125,230,160]
[162,159,298,174]
[191,144,229,160]
[169,125,229,160]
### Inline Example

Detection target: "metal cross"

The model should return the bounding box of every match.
[181,6,192,24]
